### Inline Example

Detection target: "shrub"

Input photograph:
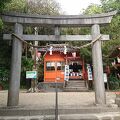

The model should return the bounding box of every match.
[0,67,9,90]
[108,75,120,90]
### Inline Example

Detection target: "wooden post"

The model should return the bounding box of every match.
[33,27,38,92]
[7,23,23,106]
[34,27,38,66]
[91,24,106,105]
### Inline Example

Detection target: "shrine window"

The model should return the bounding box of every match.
[46,62,55,71]
[57,61,65,71]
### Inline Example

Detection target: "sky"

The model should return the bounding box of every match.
[56,0,101,15]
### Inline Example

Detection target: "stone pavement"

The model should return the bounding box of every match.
[0,90,116,108]
[0,90,120,120]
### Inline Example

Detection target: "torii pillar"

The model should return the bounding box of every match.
[7,23,23,106]
[92,24,106,105]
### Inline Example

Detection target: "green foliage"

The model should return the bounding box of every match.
[0,0,12,89]
[0,0,61,89]
[0,40,11,68]
[0,68,9,79]
[3,0,27,12]
[21,56,34,72]
[21,56,34,88]
[108,75,120,90]
[3,0,60,15]
[101,0,120,12]
[80,47,92,63]
[26,0,60,15]
[83,4,103,15]
[0,19,3,30]
[0,67,9,89]
[0,0,11,12]
[82,0,120,65]
[102,39,120,56]
[101,1,120,57]
[78,4,103,63]
[0,0,11,31]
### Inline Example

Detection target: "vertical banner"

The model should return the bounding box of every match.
[64,65,69,81]
[87,64,93,80]
[103,73,107,83]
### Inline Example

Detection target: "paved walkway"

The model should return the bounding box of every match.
[0,90,116,108]
[0,91,120,120]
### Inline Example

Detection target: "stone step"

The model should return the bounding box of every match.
[68,80,85,83]
[67,81,85,84]
[67,84,86,87]
[68,81,85,83]
[63,88,88,92]
[0,107,120,116]
[65,87,87,89]
[64,80,88,92]
[66,85,86,87]
[0,113,120,120]
[63,88,89,92]
[60,113,120,120]
[67,82,85,84]
[0,112,120,120]
[65,86,87,88]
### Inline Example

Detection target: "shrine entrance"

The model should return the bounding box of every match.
[1,11,116,106]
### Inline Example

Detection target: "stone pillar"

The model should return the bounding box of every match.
[91,24,106,105]
[7,23,23,106]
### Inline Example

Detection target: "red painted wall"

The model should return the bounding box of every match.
[44,52,65,82]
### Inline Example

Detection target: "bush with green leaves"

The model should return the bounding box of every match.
[108,75,120,90]
[21,56,34,88]
[0,67,9,89]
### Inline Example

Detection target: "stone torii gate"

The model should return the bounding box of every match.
[1,11,116,106]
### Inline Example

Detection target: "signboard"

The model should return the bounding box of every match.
[64,65,69,81]
[26,71,37,79]
[87,64,93,80]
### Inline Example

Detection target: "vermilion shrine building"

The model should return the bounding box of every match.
[38,44,86,83]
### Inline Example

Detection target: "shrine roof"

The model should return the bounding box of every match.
[38,44,79,52]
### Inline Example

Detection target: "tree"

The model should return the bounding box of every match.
[74,4,103,63]
[0,0,61,89]
[26,0,60,15]
[0,0,11,29]
[83,4,103,15]
[100,0,120,58]
[81,0,120,64]
[3,0,61,15]
[0,0,12,69]
[101,0,120,12]
[3,0,26,13]
[0,0,11,11]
